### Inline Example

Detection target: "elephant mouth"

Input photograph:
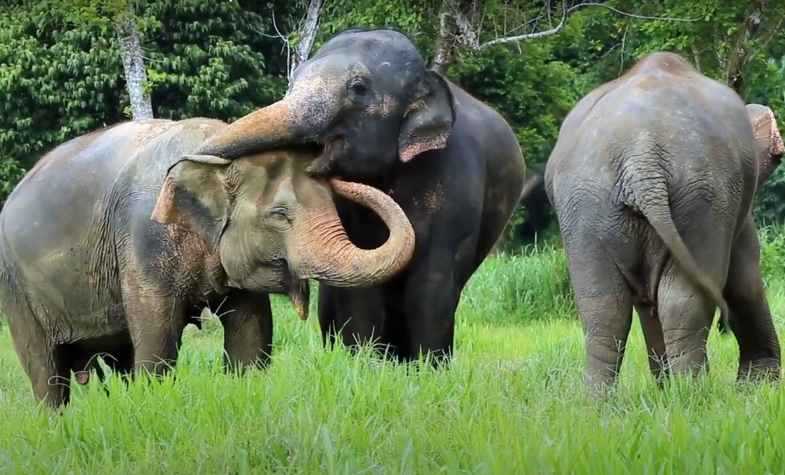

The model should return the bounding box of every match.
[304,134,347,177]
[286,274,310,321]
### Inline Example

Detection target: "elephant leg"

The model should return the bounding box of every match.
[9,320,70,407]
[319,285,390,354]
[576,277,633,389]
[657,264,715,377]
[219,291,273,372]
[635,304,669,382]
[123,282,187,376]
[724,217,781,380]
[401,268,459,364]
[396,237,474,364]
[563,234,634,389]
[317,284,338,348]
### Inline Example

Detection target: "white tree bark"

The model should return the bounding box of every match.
[290,0,324,78]
[117,14,153,120]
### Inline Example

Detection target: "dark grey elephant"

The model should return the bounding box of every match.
[545,52,784,388]
[191,28,526,361]
[0,118,415,407]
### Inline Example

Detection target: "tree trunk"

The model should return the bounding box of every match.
[432,6,457,75]
[117,14,153,120]
[290,0,324,79]
[725,0,765,95]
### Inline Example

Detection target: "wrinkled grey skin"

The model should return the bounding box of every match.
[0,118,415,407]
[193,28,526,361]
[545,52,784,389]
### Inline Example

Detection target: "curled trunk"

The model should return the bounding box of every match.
[292,179,415,287]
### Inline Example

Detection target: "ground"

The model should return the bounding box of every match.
[1,242,785,474]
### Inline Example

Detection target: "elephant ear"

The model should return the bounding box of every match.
[398,71,456,163]
[151,154,233,249]
[746,104,784,185]
[747,104,785,158]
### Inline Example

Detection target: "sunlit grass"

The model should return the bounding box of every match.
[1,235,785,473]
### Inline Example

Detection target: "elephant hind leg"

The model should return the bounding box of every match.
[564,240,634,391]
[724,217,781,380]
[8,321,70,407]
[657,263,716,377]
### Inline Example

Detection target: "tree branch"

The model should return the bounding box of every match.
[292,0,324,75]
[565,2,699,22]
[478,2,568,49]
[476,1,698,50]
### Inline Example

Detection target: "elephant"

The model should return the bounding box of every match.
[545,52,784,389]
[516,162,553,243]
[0,118,415,407]
[187,28,526,361]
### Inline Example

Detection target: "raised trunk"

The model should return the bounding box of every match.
[116,13,153,121]
[196,100,298,158]
[293,179,415,287]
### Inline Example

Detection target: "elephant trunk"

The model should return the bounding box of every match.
[196,99,302,159]
[292,179,415,287]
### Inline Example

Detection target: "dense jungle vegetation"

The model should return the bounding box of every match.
[1,0,784,241]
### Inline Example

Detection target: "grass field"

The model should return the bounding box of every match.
[2,236,785,474]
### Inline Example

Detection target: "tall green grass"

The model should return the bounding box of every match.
[461,244,574,325]
[1,227,785,473]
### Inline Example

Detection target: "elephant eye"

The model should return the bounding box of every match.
[268,207,291,223]
[348,79,368,97]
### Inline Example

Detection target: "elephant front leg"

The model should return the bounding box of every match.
[399,249,464,364]
[123,282,188,376]
[724,217,781,380]
[219,291,273,372]
[318,284,391,355]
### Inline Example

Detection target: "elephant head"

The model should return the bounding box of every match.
[193,29,456,179]
[150,148,415,318]
[746,104,784,185]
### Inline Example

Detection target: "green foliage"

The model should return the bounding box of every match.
[0,158,25,207]
[0,0,289,192]
[0,1,124,168]
[2,0,785,233]
[461,244,575,325]
[141,1,287,120]
[316,0,429,50]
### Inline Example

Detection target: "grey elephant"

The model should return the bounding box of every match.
[545,52,784,388]
[0,118,415,407]
[186,28,525,362]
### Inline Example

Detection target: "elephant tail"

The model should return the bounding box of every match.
[625,176,729,327]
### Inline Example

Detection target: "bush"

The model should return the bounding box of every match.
[460,244,575,325]
[760,225,785,287]
[0,158,25,208]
